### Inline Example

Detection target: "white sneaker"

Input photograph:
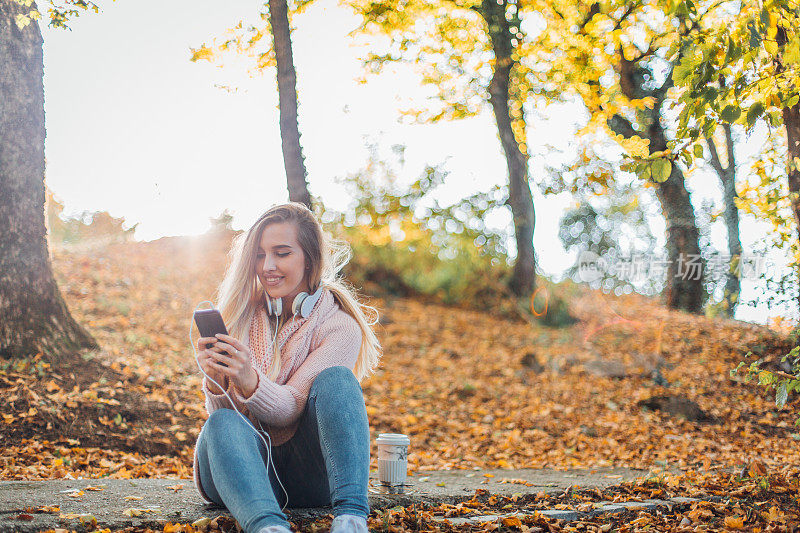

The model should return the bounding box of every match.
[257,525,292,533]
[329,513,369,533]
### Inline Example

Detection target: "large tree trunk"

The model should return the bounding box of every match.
[648,120,706,313]
[268,0,312,209]
[706,125,742,317]
[610,52,705,314]
[0,1,97,359]
[783,101,800,310]
[608,112,705,313]
[481,0,536,296]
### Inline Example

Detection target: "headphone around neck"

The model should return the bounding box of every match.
[265,284,324,319]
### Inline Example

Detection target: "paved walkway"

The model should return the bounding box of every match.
[0,467,654,532]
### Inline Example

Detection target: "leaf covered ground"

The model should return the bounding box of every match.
[1,234,799,531]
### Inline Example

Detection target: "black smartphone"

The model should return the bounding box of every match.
[193,309,230,367]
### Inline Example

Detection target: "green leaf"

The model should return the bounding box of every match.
[693,143,704,158]
[760,8,770,28]
[746,102,765,127]
[637,162,653,182]
[776,381,788,408]
[652,159,672,182]
[721,105,741,122]
[725,37,739,63]
[701,86,718,104]
[749,21,761,49]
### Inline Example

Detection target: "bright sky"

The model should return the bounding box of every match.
[40,0,797,326]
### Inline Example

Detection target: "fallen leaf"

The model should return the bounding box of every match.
[123,508,158,517]
[501,516,523,527]
[724,515,745,529]
[192,516,212,528]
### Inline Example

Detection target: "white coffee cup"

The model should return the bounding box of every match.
[376,433,410,488]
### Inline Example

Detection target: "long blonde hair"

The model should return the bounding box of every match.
[216,202,381,382]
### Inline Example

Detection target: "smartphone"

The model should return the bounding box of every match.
[193,309,230,367]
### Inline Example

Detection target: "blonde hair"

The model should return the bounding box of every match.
[216,202,381,382]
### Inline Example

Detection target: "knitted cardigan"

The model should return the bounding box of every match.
[192,289,362,504]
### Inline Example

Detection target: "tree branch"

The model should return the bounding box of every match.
[723,122,735,171]
[608,113,640,139]
[705,133,726,177]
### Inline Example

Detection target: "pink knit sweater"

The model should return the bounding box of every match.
[192,289,363,504]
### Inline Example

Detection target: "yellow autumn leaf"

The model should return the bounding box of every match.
[501,516,523,527]
[762,506,784,523]
[724,515,745,529]
[190,44,214,62]
[122,508,158,517]
[192,517,212,528]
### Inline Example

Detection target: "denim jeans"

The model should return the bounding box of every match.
[195,366,371,532]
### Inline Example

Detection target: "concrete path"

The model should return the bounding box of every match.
[0,467,652,532]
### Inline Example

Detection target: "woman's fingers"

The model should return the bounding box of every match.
[212,341,240,358]
[215,334,244,351]
[197,336,219,351]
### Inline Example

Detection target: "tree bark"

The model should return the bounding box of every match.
[783,101,800,310]
[705,125,742,316]
[775,25,800,311]
[609,55,705,314]
[0,1,97,359]
[480,0,536,296]
[268,0,312,209]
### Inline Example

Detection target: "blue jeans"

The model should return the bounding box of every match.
[195,366,370,532]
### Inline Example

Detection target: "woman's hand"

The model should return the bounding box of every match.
[196,336,230,394]
[212,334,259,398]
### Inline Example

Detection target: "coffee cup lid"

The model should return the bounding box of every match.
[376,433,410,446]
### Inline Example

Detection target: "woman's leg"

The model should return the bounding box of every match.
[195,408,291,532]
[272,365,370,518]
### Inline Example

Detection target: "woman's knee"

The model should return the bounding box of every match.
[202,408,252,443]
[311,366,359,397]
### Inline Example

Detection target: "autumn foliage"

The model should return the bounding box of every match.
[0,227,798,530]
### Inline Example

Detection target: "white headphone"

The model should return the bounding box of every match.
[265,283,324,319]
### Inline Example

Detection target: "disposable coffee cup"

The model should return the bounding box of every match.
[376,433,410,489]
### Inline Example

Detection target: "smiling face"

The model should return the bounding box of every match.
[255,222,310,309]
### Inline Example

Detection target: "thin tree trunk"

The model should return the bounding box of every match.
[268,0,312,208]
[705,125,742,316]
[481,0,536,296]
[0,0,97,359]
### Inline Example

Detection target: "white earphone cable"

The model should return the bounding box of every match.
[190,300,289,512]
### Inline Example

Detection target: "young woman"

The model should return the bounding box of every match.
[193,203,381,533]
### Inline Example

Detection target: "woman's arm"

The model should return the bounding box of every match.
[202,376,235,412]
[233,312,362,427]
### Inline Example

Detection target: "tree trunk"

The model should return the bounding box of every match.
[648,120,706,313]
[652,163,706,313]
[268,0,312,209]
[0,1,97,360]
[705,125,741,316]
[481,0,536,296]
[783,101,800,310]
[610,52,705,314]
